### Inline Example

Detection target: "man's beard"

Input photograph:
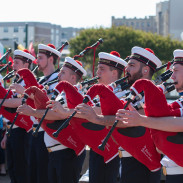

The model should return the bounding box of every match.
[127,69,143,86]
[176,83,183,93]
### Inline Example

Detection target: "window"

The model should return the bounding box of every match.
[14,27,18,32]
[61,32,67,38]
[3,27,8,32]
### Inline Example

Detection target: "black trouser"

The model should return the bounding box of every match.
[48,148,86,183]
[120,157,161,183]
[0,129,5,164]
[6,127,28,183]
[89,149,120,183]
[166,174,183,183]
[27,130,49,183]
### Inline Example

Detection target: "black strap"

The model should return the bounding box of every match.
[38,69,59,84]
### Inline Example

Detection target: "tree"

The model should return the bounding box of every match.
[69,26,183,77]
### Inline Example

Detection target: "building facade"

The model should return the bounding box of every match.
[0,22,83,51]
[112,0,183,41]
[169,0,183,40]
[156,0,169,36]
[112,16,157,33]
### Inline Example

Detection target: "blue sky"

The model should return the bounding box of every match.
[1,0,164,28]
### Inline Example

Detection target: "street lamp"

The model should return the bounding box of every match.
[25,23,28,48]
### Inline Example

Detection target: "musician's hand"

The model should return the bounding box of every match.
[115,104,144,127]
[1,134,7,149]
[10,84,25,95]
[46,100,67,114]
[75,104,97,121]
[17,104,34,116]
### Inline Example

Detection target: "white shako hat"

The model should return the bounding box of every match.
[173,49,183,65]
[63,57,87,77]
[38,43,61,58]
[98,51,127,70]
[14,49,35,64]
[130,46,162,71]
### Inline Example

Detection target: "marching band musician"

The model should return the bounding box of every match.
[116,49,183,183]
[75,47,162,183]
[25,43,61,183]
[0,49,35,183]
[17,56,87,183]
[50,51,128,183]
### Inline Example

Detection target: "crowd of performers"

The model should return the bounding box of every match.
[0,40,183,183]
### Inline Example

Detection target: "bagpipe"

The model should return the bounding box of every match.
[92,75,130,107]
[0,42,69,133]
[126,78,183,167]
[32,38,103,134]
[3,70,15,81]
[73,38,103,77]
[51,82,120,163]
[0,61,12,74]
[24,82,85,155]
[85,84,162,170]
[32,74,101,136]
[98,59,176,148]
[0,48,12,63]
[0,67,44,134]
[0,86,33,133]
[85,60,176,169]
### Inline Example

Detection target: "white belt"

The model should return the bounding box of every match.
[163,166,183,175]
[47,144,67,153]
[118,150,132,158]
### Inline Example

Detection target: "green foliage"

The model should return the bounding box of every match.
[69,26,183,74]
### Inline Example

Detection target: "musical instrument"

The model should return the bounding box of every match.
[3,70,15,81]
[0,48,12,63]
[51,82,120,163]
[155,59,174,72]
[82,83,161,170]
[6,93,29,136]
[125,79,183,167]
[0,68,44,134]
[73,38,103,77]
[57,41,69,52]
[73,38,103,60]
[0,84,33,132]
[24,84,85,155]
[0,61,12,73]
